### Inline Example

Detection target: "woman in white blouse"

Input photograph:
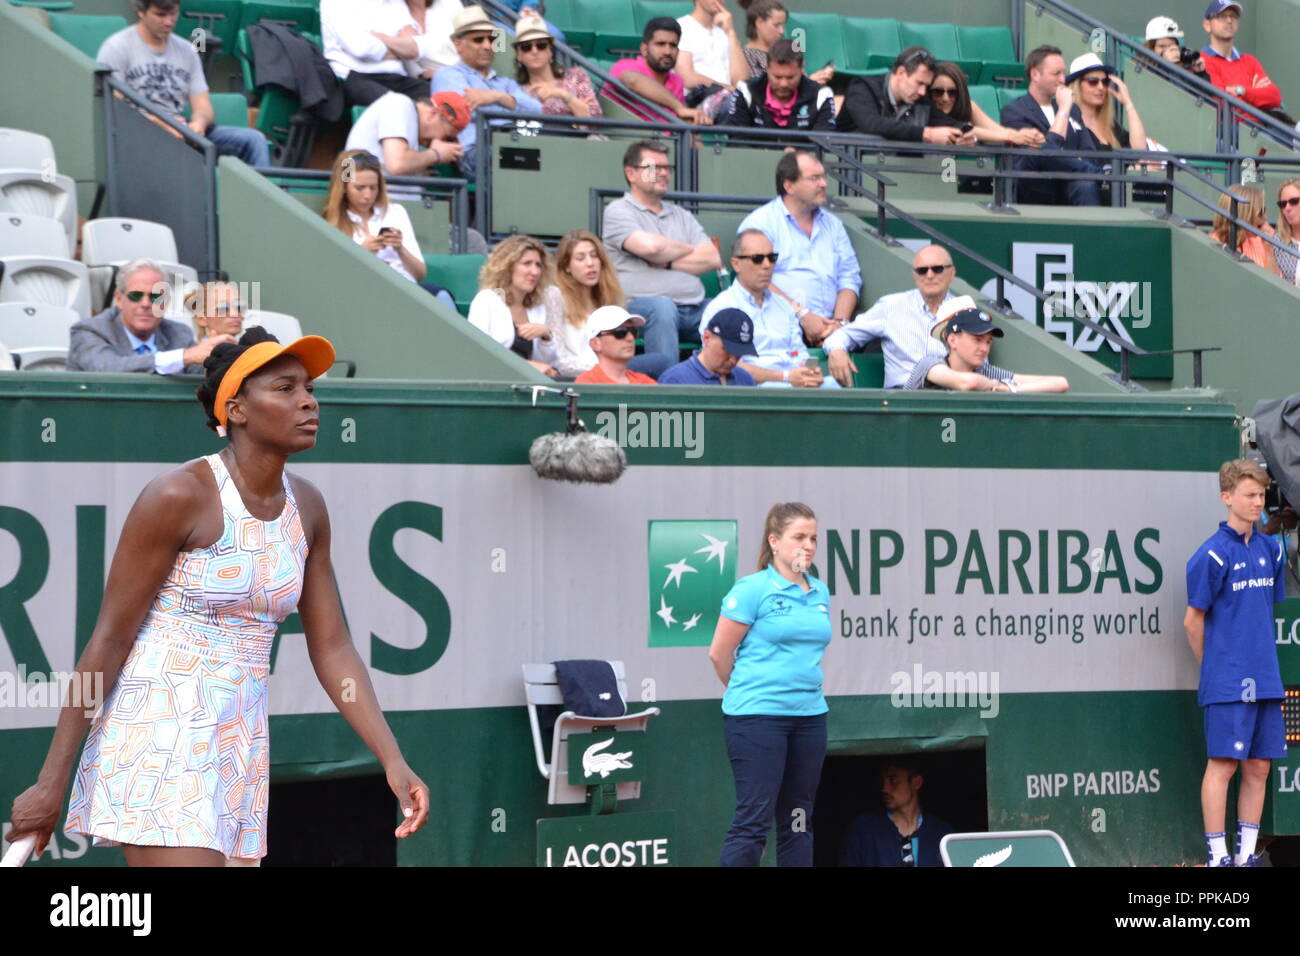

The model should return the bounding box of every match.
[468,234,562,377]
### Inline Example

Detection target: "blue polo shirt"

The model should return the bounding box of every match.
[658,353,756,386]
[719,565,832,716]
[1186,521,1286,706]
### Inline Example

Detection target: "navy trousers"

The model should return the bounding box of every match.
[720,713,827,867]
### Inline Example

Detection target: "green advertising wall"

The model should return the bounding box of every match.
[7,375,1294,870]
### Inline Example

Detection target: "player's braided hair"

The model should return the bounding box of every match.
[194,326,279,433]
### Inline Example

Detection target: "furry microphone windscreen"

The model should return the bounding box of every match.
[529,431,627,484]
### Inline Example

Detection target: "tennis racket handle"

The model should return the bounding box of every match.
[0,834,37,867]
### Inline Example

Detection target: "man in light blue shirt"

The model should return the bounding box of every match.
[824,244,956,388]
[700,230,838,388]
[431,5,543,181]
[737,151,861,342]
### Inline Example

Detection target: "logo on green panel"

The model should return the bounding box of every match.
[647,520,738,647]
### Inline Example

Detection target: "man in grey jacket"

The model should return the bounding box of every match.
[67,259,233,373]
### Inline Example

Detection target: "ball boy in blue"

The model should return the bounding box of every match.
[1184,459,1288,867]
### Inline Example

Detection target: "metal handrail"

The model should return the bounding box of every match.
[1020,0,1298,150]
[256,166,472,253]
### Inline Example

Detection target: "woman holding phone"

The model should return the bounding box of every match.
[708,501,831,866]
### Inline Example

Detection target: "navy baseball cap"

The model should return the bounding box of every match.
[706,308,759,357]
[1205,0,1243,18]
[930,295,1004,341]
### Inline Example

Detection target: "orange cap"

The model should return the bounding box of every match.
[214,335,336,431]
[432,90,471,132]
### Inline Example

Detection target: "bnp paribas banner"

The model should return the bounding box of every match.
[0,462,1227,730]
[890,221,1173,380]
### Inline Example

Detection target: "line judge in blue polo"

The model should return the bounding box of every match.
[659,308,758,386]
[1184,458,1288,867]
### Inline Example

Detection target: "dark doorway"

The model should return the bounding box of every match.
[265,775,396,866]
[814,748,988,867]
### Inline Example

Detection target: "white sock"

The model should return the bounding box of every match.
[1236,822,1260,864]
[1206,831,1228,864]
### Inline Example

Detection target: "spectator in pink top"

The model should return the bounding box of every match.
[609,18,710,124]
[513,15,601,118]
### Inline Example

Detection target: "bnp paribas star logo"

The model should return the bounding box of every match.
[647,520,738,647]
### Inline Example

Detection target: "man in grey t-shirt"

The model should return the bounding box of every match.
[601,139,723,376]
[905,296,1069,393]
[97,0,269,167]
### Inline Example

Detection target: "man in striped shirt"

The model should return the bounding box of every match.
[905,297,1069,392]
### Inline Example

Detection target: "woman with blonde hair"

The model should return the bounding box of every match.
[1210,186,1281,276]
[1066,54,1148,156]
[468,234,562,377]
[1274,178,1300,286]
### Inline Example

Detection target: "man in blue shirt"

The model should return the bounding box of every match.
[737,151,861,341]
[431,5,542,181]
[839,761,952,867]
[699,230,838,388]
[659,308,758,385]
[1184,458,1288,867]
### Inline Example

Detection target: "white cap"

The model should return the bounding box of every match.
[584,305,646,341]
[1145,16,1183,41]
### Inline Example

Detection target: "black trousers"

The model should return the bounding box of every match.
[343,71,431,107]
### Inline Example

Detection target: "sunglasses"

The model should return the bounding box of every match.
[1278,196,1300,209]
[598,327,637,339]
[914,264,950,275]
[931,86,958,98]
[1081,76,1112,88]
[735,253,779,264]
[124,290,165,303]
[516,39,551,53]
[463,33,496,45]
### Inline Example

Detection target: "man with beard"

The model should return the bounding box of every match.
[609,18,710,124]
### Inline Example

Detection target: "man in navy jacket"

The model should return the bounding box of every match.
[839,761,953,867]
[999,44,1102,205]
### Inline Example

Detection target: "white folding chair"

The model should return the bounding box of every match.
[0,128,57,171]
[0,302,80,370]
[0,213,91,317]
[0,170,78,256]
[523,661,659,805]
[244,308,303,343]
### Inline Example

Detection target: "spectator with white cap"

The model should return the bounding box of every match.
[1144,16,1185,66]
[574,307,658,385]
[905,296,1069,392]
[1200,1,1286,120]
[659,308,758,386]
[431,5,543,180]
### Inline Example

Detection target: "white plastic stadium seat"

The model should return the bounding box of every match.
[244,309,303,344]
[0,302,80,370]
[80,217,199,315]
[0,170,78,257]
[0,129,78,255]
[0,214,90,316]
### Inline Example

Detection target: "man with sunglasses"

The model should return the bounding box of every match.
[838,46,972,144]
[698,230,836,388]
[574,307,658,385]
[823,245,955,389]
[68,260,235,374]
[432,5,543,181]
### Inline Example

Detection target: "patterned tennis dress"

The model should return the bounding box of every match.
[65,453,308,859]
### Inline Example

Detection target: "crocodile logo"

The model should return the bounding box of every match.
[582,738,634,779]
[973,845,1013,867]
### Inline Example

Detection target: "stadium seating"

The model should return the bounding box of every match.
[783,12,849,80]
[968,84,1000,121]
[178,0,243,59]
[47,12,127,60]
[244,307,303,343]
[956,25,1023,86]
[0,212,89,316]
[81,217,198,315]
[241,0,318,35]
[8,1,74,9]
[898,21,979,82]
[234,26,320,166]
[842,18,902,75]
[0,301,79,370]
[423,254,486,315]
